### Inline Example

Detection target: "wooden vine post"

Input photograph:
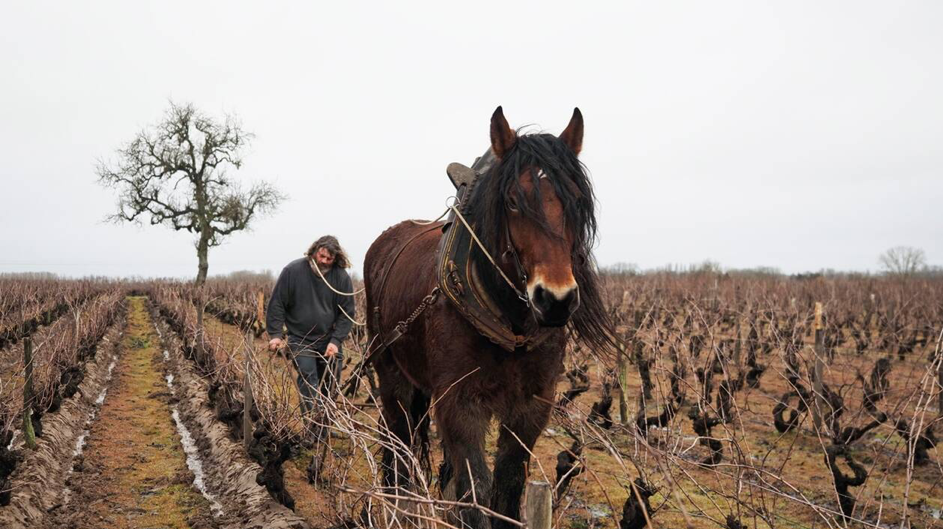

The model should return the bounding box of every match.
[935,327,943,416]
[617,290,630,425]
[195,289,205,363]
[525,480,552,529]
[256,290,265,336]
[733,317,742,369]
[811,302,826,434]
[617,341,628,425]
[23,337,37,450]
[243,329,254,449]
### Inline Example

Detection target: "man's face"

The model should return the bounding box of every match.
[314,247,335,271]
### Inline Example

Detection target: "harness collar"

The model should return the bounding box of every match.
[436,149,554,352]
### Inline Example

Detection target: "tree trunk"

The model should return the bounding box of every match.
[195,233,210,286]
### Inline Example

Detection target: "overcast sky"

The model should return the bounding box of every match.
[1,1,940,279]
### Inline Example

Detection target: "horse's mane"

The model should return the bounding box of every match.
[466,133,617,356]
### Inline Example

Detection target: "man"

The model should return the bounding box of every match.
[266,235,356,420]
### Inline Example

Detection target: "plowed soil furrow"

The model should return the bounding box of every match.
[47,297,213,529]
[203,315,337,523]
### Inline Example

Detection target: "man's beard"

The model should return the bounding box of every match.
[310,258,332,275]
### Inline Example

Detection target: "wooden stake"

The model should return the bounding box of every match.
[733,318,742,369]
[23,337,37,450]
[243,330,254,448]
[196,291,205,362]
[934,327,943,416]
[256,290,265,333]
[618,341,628,425]
[812,302,826,434]
[712,278,719,312]
[525,481,552,529]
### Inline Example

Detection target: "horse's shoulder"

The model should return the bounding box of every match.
[371,221,442,252]
[365,222,411,264]
[365,220,443,287]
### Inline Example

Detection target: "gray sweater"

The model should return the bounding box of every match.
[266,258,356,350]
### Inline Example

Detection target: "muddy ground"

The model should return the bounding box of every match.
[3,294,940,528]
[46,296,214,528]
[205,312,943,528]
[1,296,306,529]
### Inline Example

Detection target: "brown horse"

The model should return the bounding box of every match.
[364,107,614,528]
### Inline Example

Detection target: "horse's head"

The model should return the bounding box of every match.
[471,107,596,329]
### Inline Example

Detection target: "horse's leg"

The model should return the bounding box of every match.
[409,390,433,478]
[491,398,553,529]
[436,398,492,529]
[438,446,453,495]
[375,356,419,490]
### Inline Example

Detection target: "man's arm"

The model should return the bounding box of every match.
[266,266,292,349]
[329,271,357,348]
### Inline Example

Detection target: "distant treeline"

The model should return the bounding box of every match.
[600,261,943,279]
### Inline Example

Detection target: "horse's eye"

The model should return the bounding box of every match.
[506,194,520,213]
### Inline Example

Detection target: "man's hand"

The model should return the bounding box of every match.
[268,338,285,352]
[325,342,338,358]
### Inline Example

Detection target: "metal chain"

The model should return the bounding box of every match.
[395,287,440,334]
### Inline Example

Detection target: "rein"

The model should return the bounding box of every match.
[448,204,530,307]
[310,258,367,326]
[435,161,551,352]
[363,151,551,364]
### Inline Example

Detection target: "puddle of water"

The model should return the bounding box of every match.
[71,432,88,458]
[75,356,117,457]
[154,314,223,516]
[63,354,119,505]
[165,370,223,516]
[170,408,223,516]
[92,359,117,407]
[588,505,610,519]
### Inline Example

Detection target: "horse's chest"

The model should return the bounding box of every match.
[469,350,563,410]
[424,310,565,409]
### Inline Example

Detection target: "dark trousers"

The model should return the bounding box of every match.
[289,341,343,417]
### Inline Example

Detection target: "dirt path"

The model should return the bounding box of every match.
[48,297,213,529]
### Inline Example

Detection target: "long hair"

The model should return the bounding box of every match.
[305,235,351,269]
[466,134,617,355]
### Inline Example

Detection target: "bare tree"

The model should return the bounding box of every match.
[97,102,284,285]
[878,246,926,276]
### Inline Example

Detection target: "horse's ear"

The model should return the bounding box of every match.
[559,107,583,155]
[490,106,517,159]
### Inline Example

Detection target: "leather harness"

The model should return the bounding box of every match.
[363,149,553,366]
[434,152,553,352]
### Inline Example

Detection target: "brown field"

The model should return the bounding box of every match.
[1,274,941,528]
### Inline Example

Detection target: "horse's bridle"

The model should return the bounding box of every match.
[448,201,532,310]
[501,221,532,309]
[436,185,554,351]
[362,151,554,365]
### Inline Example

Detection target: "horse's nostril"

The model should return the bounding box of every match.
[533,286,549,309]
[567,286,580,312]
[533,285,579,325]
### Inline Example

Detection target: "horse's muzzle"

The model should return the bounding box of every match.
[532,285,580,327]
